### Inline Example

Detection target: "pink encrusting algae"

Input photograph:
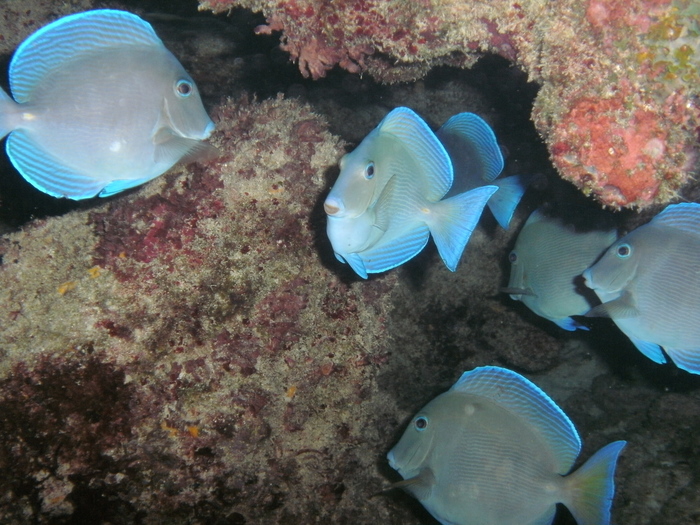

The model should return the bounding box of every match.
[199,0,700,209]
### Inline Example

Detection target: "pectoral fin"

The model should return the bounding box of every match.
[154,130,218,166]
[585,293,639,319]
[388,468,435,501]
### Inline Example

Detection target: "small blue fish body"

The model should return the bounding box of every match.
[504,209,617,331]
[324,107,497,278]
[0,10,215,199]
[436,112,528,229]
[584,202,700,374]
[387,366,627,525]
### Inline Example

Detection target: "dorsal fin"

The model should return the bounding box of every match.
[437,112,504,182]
[10,10,162,103]
[652,203,700,237]
[452,366,581,474]
[377,107,453,201]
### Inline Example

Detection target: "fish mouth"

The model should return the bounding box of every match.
[581,269,594,289]
[324,196,345,216]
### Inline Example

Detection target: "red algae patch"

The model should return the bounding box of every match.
[0,97,409,523]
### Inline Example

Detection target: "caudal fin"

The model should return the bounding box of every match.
[564,440,626,525]
[489,174,529,229]
[428,185,498,271]
[0,87,19,139]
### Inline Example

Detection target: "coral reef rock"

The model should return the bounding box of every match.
[200,0,700,209]
[0,97,411,524]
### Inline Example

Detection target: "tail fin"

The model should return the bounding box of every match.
[564,440,626,525]
[488,174,529,229]
[0,87,19,139]
[428,185,498,271]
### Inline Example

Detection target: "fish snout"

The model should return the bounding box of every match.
[582,269,594,289]
[324,196,345,216]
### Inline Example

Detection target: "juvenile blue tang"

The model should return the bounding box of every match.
[504,209,617,331]
[387,366,626,525]
[436,112,527,229]
[0,9,215,200]
[324,107,497,278]
[583,202,700,374]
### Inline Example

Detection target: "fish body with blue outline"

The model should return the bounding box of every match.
[0,9,215,199]
[584,202,700,374]
[324,107,497,278]
[436,112,527,229]
[387,366,626,525]
[504,209,617,331]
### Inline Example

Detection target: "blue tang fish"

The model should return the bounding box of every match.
[0,10,215,200]
[584,202,700,374]
[436,112,528,229]
[324,107,497,278]
[387,366,626,525]
[504,209,617,331]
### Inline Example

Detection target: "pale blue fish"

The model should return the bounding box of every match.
[387,366,626,525]
[583,202,700,374]
[436,112,528,229]
[324,107,497,278]
[0,10,215,200]
[503,209,617,331]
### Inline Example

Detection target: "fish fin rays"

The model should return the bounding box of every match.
[564,440,626,525]
[666,346,700,374]
[390,468,435,501]
[6,130,105,199]
[338,252,369,279]
[652,202,700,236]
[154,131,219,166]
[628,336,666,364]
[437,112,504,182]
[378,108,453,201]
[531,506,557,525]
[10,10,162,103]
[428,185,497,271]
[489,174,529,229]
[453,366,582,474]
[99,175,160,197]
[585,293,639,319]
[553,317,589,332]
[361,223,430,275]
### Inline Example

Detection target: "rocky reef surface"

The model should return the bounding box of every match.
[200,0,700,210]
[0,2,699,524]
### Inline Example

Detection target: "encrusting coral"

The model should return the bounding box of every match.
[0,96,405,523]
[199,0,700,210]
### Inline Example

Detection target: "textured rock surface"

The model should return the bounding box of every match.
[0,95,404,524]
[199,0,700,210]
[1,2,700,524]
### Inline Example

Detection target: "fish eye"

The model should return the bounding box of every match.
[365,162,375,179]
[414,416,428,431]
[616,243,632,258]
[175,79,193,97]
[508,251,517,263]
